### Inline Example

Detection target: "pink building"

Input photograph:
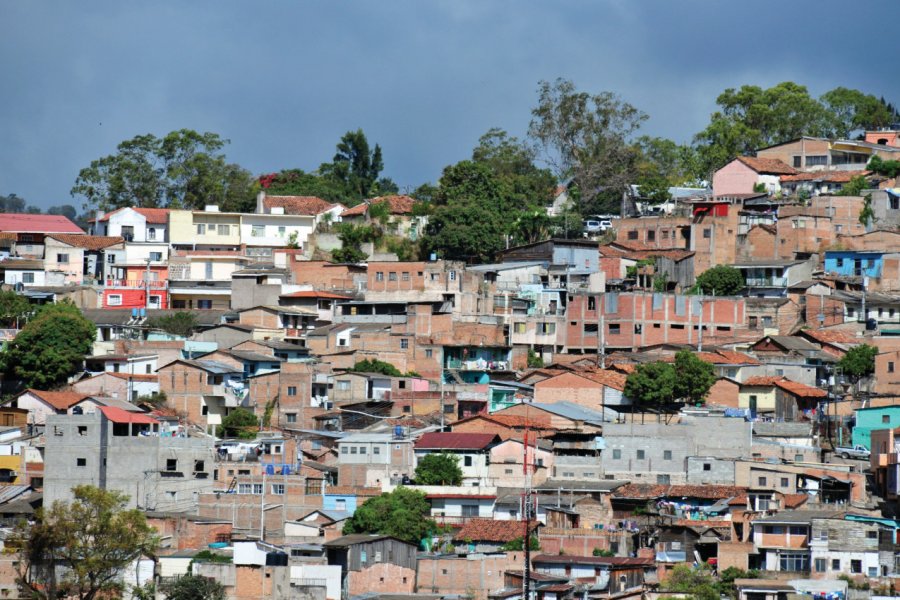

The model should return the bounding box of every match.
[712,156,797,196]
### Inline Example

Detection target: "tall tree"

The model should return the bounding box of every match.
[415,453,463,486]
[71,130,254,211]
[624,361,677,407]
[1,301,96,389]
[343,487,434,544]
[821,87,900,137]
[11,485,158,600]
[673,350,716,404]
[321,129,390,203]
[694,82,831,176]
[0,193,27,213]
[529,78,647,214]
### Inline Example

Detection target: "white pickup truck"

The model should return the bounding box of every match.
[835,445,871,460]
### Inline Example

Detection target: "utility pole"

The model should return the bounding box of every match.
[144,257,152,310]
[522,429,534,600]
[697,297,704,352]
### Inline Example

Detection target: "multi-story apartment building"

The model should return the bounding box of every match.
[43,408,215,512]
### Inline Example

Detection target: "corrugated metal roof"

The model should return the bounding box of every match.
[414,432,499,450]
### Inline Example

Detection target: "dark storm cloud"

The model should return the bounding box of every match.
[1,0,897,208]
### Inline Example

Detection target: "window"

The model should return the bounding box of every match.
[335,499,346,510]
[196,224,206,235]
[402,272,410,281]
[779,552,809,572]
[806,155,827,166]
[269,483,285,495]
[149,251,162,261]
[198,300,213,309]
[425,349,433,358]
[337,380,350,391]
[884,415,891,424]
[252,225,265,237]
[793,156,802,168]
[831,559,840,571]
[373,446,380,454]
[866,530,878,539]
[286,413,297,423]
[22,273,34,284]
[850,559,862,574]
[400,339,409,349]
[108,294,122,306]
[814,558,826,573]
[647,230,655,241]
[514,323,526,334]
[217,224,230,235]
[376,272,384,281]
[194,460,205,472]
[56,253,69,263]
[608,323,620,334]
[663,450,672,460]
[341,446,348,454]
[107,254,116,264]
[461,504,479,517]
[758,476,767,486]
[505,468,514,475]
[627,230,638,240]
[389,272,398,281]
[703,463,711,471]
[636,450,645,460]
[77,426,87,436]
[76,458,86,466]
[780,477,789,487]
[148,227,157,240]
[703,228,711,239]
[464,456,473,467]
[539,323,555,335]
[588,297,596,310]
[167,459,177,471]
[287,386,297,396]
[350,447,358,454]
[612,449,621,459]
[449,271,457,281]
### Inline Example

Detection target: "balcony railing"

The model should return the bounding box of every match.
[104,279,168,289]
[745,277,787,288]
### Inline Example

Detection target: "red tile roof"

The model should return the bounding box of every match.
[580,369,628,391]
[453,519,539,543]
[99,406,158,424]
[614,483,746,500]
[451,413,553,431]
[414,432,500,450]
[280,291,352,300]
[799,329,859,346]
[264,196,338,216]
[781,170,869,183]
[782,493,809,508]
[743,376,785,386]
[774,378,827,399]
[96,208,170,224]
[46,234,124,250]
[736,156,798,175]
[0,214,84,234]
[341,195,419,218]
[23,389,90,411]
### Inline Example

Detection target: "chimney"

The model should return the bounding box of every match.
[256,190,266,214]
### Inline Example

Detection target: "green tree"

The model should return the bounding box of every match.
[415,453,463,486]
[11,485,158,600]
[868,155,900,179]
[838,344,878,382]
[501,536,540,551]
[858,193,875,227]
[821,87,900,137]
[673,350,716,404]
[634,136,703,199]
[695,265,745,296]
[1,301,95,389]
[624,361,676,407]
[343,487,434,544]
[530,78,647,214]
[319,129,390,203]
[663,564,718,600]
[694,82,831,175]
[0,193,27,213]
[836,175,869,198]
[160,574,226,600]
[147,312,198,338]
[0,290,31,327]
[472,128,556,210]
[71,130,254,211]
[332,223,380,263]
[259,168,350,204]
[350,359,404,377]
[218,408,258,439]
[46,204,79,221]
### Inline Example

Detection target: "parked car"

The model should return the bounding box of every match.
[584,220,603,234]
[834,445,870,460]
[598,219,613,230]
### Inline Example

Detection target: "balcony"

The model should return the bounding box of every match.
[104,279,168,289]
[745,277,787,288]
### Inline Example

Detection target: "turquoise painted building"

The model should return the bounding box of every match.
[852,406,900,449]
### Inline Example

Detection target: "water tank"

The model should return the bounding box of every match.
[394,425,404,439]
[131,309,138,318]
[139,308,146,318]
[266,551,288,566]
[866,318,878,331]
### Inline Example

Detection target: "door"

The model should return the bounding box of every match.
[148,295,162,309]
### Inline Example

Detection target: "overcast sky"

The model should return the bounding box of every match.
[2,1,898,209]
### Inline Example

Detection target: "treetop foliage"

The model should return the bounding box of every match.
[146,311,199,338]
[695,265,745,296]
[343,487,435,544]
[414,452,463,486]
[11,485,158,600]
[838,343,877,381]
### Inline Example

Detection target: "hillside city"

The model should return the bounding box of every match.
[6,123,900,600]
